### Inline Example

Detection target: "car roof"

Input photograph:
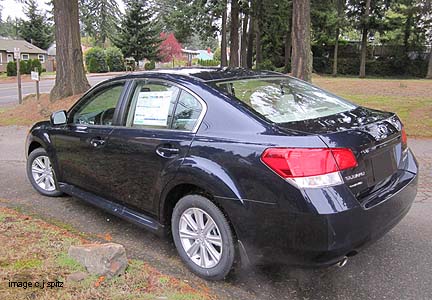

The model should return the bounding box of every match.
[112,67,284,83]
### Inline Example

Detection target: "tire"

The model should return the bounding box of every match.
[172,194,235,280]
[26,148,62,197]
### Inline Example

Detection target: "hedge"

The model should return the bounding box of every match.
[313,57,428,77]
[197,59,220,67]
[7,59,43,76]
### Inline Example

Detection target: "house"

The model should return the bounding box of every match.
[0,38,48,73]
[197,49,214,61]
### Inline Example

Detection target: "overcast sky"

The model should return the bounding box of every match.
[1,0,125,21]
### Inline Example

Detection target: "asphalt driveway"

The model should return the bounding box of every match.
[0,125,431,299]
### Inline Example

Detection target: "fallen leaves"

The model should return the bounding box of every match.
[94,276,105,288]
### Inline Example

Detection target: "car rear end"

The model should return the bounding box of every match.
[212,75,419,266]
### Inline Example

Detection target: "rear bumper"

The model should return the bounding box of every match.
[229,149,418,267]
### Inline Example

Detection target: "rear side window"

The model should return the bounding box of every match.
[172,91,203,131]
[214,77,356,123]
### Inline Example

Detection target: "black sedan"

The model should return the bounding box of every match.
[26,68,418,280]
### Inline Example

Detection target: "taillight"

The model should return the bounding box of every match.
[261,148,357,188]
[401,128,407,147]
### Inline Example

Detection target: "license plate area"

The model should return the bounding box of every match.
[371,147,397,183]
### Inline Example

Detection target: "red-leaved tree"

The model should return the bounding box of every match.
[158,32,183,63]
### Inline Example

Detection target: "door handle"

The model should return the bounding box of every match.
[90,137,106,148]
[156,145,180,158]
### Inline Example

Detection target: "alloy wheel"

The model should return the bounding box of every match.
[179,207,223,269]
[31,155,56,192]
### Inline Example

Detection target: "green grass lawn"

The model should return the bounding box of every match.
[313,76,432,137]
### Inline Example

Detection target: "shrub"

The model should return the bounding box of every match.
[106,47,125,72]
[20,60,32,74]
[213,48,221,61]
[85,47,108,73]
[29,59,43,74]
[144,60,156,70]
[256,59,276,71]
[197,59,220,67]
[7,61,16,76]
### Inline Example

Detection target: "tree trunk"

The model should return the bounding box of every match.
[51,0,90,102]
[427,48,432,79]
[229,0,240,67]
[240,12,249,68]
[291,0,311,82]
[255,1,262,68]
[403,9,413,56]
[221,0,228,67]
[332,29,340,77]
[284,28,291,71]
[246,1,255,69]
[359,0,371,78]
[332,0,344,77]
[284,7,292,72]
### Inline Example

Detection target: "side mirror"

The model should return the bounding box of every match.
[50,110,67,126]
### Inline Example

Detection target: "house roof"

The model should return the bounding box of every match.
[0,39,47,54]
[197,50,214,61]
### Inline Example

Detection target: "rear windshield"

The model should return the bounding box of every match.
[214,77,356,123]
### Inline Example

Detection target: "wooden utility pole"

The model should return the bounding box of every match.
[291,0,312,82]
[14,48,22,104]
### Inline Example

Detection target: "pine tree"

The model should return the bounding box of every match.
[0,16,20,39]
[79,0,121,46]
[18,0,53,50]
[114,0,161,62]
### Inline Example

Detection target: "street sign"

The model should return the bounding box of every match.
[31,71,39,81]
[14,48,20,60]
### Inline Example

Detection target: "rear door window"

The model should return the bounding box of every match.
[126,81,180,130]
[125,81,203,132]
[214,77,356,123]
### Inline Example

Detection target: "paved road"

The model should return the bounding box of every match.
[0,126,431,299]
[0,75,115,107]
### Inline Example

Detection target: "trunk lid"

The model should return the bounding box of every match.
[277,107,406,200]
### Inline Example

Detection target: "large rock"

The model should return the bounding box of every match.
[68,243,128,278]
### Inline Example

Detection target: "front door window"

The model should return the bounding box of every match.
[72,83,125,126]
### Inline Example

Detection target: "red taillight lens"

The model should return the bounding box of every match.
[401,128,407,146]
[261,148,357,178]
